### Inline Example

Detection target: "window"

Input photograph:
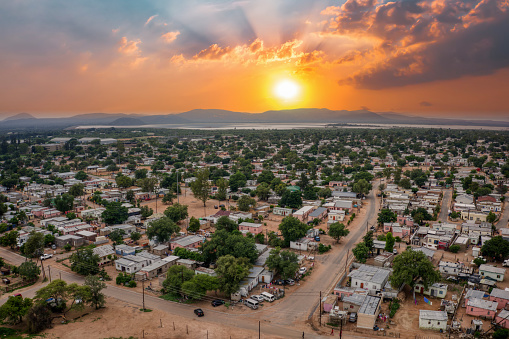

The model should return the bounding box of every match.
[471,308,473,311]
[428,321,431,324]
[438,322,440,325]
[439,291,443,295]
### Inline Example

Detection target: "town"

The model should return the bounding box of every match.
[0,127,508,338]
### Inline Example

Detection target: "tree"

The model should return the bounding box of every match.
[363,231,374,255]
[473,257,486,267]
[0,295,33,324]
[137,177,158,194]
[399,178,412,189]
[162,192,176,205]
[190,168,211,207]
[229,171,247,192]
[115,175,132,189]
[23,231,44,259]
[255,183,271,201]
[19,261,41,280]
[481,236,509,261]
[188,217,200,233]
[216,178,229,201]
[257,170,275,185]
[75,171,88,181]
[54,193,74,213]
[215,216,238,232]
[181,279,206,300]
[84,275,106,309]
[449,244,460,253]
[163,265,195,294]
[101,202,128,225]
[68,183,84,197]
[411,207,433,224]
[280,190,302,209]
[140,206,153,219]
[34,280,91,317]
[352,179,370,195]
[1,230,18,249]
[328,223,350,243]
[108,229,126,245]
[278,216,308,247]
[69,248,100,276]
[164,203,188,223]
[390,248,440,289]
[487,211,497,224]
[265,247,299,280]
[146,217,180,244]
[201,229,258,264]
[26,304,53,334]
[215,255,251,297]
[352,242,369,263]
[237,195,256,212]
[493,328,509,339]
[385,232,395,253]
[130,231,141,242]
[377,209,397,225]
[125,190,135,203]
[135,169,148,179]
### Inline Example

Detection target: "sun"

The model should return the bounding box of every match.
[274,79,300,101]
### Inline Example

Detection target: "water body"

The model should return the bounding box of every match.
[74,122,509,131]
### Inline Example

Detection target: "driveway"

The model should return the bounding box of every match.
[438,188,453,222]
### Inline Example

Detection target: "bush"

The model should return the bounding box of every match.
[127,280,137,288]
[318,243,331,254]
[449,244,460,253]
[389,299,400,318]
[493,328,509,339]
[395,236,401,243]
[64,243,72,252]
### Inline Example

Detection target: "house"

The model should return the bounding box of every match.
[135,256,178,280]
[308,207,328,221]
[238,222,263,235]
[292,206,315,222]
[333,200,354,213]
[55,235,85,248]
[342,294,366,313]
[384,222,399,233]
[115,251,160,274]
[328,210,346,224]
[290,238,317,252]
[489,288,509,310]
[419,310,448,331]
[414,282,448,299]
[397,215,414,227]
[414,247,436,261]
[152,244,169,257]
[495,310,509,329]
[453,235,470,251]
[466,298,498,319]
[169,235,204,251]
[75,230,97,242]
[348,264,391,292]
[357,295,382,329]
[273,207,293,216]
[439,261,463,276]
[479,264,505,282]
[373,252,394,267]
[115,244,136,256]
[464,289,488,307]
[93,244,115,265]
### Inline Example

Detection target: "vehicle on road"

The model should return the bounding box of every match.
[349,312,358,322]
[392,249,398,255]
[40,253,53,260]
[299,267,307,275]
[194,308,204,317]
[211,299,225,307]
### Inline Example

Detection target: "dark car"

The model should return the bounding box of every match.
[211,299,225,307]
[194,308,204,317]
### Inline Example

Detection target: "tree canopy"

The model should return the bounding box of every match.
[201,229,258,264]
[164,203,188,223]
[389,248,440,289]
[265,247,299,280]
[278,216,308,247]
[69,248,100,276]
[481,236,509,261]
[328,222,350,243]
[101,202,128,225]
[215,255,251,297]
[190,168,211,207]
[146,216,180,244]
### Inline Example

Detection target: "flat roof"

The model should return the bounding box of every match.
[359,295,381,315]
[419,310,448,321]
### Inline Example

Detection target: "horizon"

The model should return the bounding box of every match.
[0,0,508,119]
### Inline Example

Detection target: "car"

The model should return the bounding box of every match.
[214,205,218,209]
[349,312,358,323]
[285,279,295,286]
[12,293,22,298]
[219,204,225,208]
[314,236,320,242]
[299,267,307,275]
[307,256,315,261]
[40,253,53,260]
[211,299,225,307]
[274,279,284,285]
[503,259,509,267]
[392,249,398,255]
[251,295,264,302]
[194,308,204,317]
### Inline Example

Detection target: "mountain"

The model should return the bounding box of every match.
[0,109,508,130]
[4,113,36,121]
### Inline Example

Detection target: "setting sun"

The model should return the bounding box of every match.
[274,80,300,101]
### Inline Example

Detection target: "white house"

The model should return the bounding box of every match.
[479,265,505,282]
[414,282,448,299]
[348,264,391,292]
[419,310,448,331]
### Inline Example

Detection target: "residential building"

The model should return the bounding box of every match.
[419,310,448,331]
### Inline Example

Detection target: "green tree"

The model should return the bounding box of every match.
[164,203,188,223]
[84,275,106,309]
[69,248,100,276]
[188,217,200,233]
[163,265,195,294]
[265,247,299,280]
[1,230,18,249]
[19,261,41,280]
[448,244,460,253]
[137,177,158,194]
[108,229,126,245]
[385,232,395,252]
[389,248,440,289]
[215,255,251,297]
[363,231,374,255]
[23,231,44,259]
[140,206,153,219]
[34,280,91,317]
[0,295,33,324]
[278,216,308,247]
[126,190,135,203]
[352,179,370,195]
[352,242,369,263]
[399,178,412,189]
[162,192,175,205]
[487,211,497,224]
[190,168,211,207]
[68,183,85,197]
[377,209,397,225]
[280,190,302,209]
[54,193,74,213]
[255,183,271,201]
[134,169,148,179]
[481,236,509,261]
[146,217,180,244]
[257,170,275,185]
[328,222,350,243]
[229,171,247,192]
[115,175,132,189]
[130,231,141,242]
[216,178,229,201]
[26,304,53,334]
[237,195,256,212]
[75,171,88,181]
[101,202,128,225]
[215,216,238,232]
[201,229,258,264]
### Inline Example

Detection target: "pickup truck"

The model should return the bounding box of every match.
[40,253,53,261]
[503,259,509,267]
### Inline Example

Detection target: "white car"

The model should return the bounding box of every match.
[40,253,53,261]
[251,295,264,302]
[299,267,307,275]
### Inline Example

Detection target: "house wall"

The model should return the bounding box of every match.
[419,318,447,331]
[239,225,262,235]
[489,296,509,310]
[357,313,377,329]
[480,270,504,282]
[466,306,495,319]
[495,316,509,329]
[170,240,201,251]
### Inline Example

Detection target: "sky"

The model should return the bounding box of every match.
[0,0,508,119]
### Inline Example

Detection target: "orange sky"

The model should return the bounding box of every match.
[0,0,508,120]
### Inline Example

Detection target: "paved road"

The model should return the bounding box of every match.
[496,193,509,229]
[438,188,452,222]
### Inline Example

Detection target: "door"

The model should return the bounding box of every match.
[420,287,424,293]
[360,283,364,288]
[431,289,435,297]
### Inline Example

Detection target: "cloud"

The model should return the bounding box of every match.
[420,101,432,106]
[325,0,509,88]
[118,37,142,55]
[161,31,180,44]
[193,44,231,60]
[144,14,158,26]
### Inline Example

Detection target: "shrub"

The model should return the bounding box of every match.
[395,236,401,243]
[318,243,331,254]
[127,280,137,288]
[449,244,460,253]
[389,299,400,318]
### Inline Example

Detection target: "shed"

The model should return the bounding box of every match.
[357,295,381,329]
[419,310,448,331]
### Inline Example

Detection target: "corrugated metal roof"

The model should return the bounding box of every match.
[419,310,448,321]
[359,295,381,315]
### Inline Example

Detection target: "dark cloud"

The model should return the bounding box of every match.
[419,101,432,107]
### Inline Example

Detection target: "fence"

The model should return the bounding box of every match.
[3,279,35,293]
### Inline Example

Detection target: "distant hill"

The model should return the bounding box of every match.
[0,108,508,129]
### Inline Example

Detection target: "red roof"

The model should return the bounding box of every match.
[477,196,496,203]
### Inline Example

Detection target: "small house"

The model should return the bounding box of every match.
[414,282,448,299]
[290,238,317,251]
[308,207,327,221]
[170,235,204,251]
[93,244,115,265]
[466,298,497,319]
[419,310,448,331]
[292,206,315,222]
[342,294,366,313]
[348,264,391,292]
[152,244,169,257]
[115,244,136,256]
[238,222,263,235]
[495,310,509,329]
[490,288,509,309]
[479,264,505,282]
[357,295,381,329]
[273,207,293,216]
[55,235,85,248]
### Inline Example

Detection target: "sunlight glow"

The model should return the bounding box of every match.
[274,80,300,100]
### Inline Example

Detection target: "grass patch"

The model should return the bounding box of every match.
[326,323,339,327]
[139,308,152,312]
[389,299,400,318]
[159,293,194,304]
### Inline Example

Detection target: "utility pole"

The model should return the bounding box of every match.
[48,265,51,282]
[176,170,179,204]
[319,291,322,326]
[258,320,261,339]
[142,279,145,311]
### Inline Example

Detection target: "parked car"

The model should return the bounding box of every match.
[251,295,264,302]
[299,267,307,275]
[314,236,320,242]
[285,279,295,286]
[349,312,358,323]
[40,253,53,261]
[211,299,225,307]
[307,256,315,261]
[214,205,218,209]
[194,308,204,317]
[503,259,509,267]
[392,249,398,255]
